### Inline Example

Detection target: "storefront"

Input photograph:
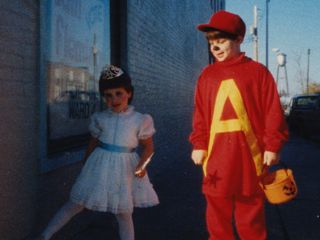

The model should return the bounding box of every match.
[39,0,126,172]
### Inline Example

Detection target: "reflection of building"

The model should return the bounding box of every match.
[47,62,99,141]
[47,62,92,103]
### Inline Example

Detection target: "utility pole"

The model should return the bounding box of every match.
[306,48,311,93]
[266,0,270,68]
[252,5,259,61]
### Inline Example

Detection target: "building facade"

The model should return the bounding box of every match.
[0,0,224,239]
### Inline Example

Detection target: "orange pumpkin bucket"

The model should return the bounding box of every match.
[260,168,298,204]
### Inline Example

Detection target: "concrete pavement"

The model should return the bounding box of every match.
[265,134,320,240]
[35,134,320,240]
[47,152,208,240]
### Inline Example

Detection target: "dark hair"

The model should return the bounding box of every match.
[99,71,134,104]
[205,30,238,41]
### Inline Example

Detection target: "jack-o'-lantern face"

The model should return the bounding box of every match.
[282,181,296,196]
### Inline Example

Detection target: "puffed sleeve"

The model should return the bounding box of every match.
[138,114,156,140]
[88,113,102,138]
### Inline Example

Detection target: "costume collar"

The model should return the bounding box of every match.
[107,105,134,116]
[214,52,247,67]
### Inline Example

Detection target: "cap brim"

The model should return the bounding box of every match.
[197,24,218,32]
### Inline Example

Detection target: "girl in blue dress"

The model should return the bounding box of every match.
[37,65,159,240]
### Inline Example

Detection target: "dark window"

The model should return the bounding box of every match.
[295,96,318,108]
[39,0,114,171]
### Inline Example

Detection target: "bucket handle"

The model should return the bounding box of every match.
[259,161,291,189]
[271,161,290,175]
[261,161,290,175]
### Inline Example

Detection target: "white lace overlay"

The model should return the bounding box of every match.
[70,106,159,213]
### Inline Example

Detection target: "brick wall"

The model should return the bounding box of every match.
[0,1,220,238]
[0,0,39,239]
[127,0,213,171]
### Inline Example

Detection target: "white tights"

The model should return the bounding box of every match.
[41,201,84,240]
[115,212,135,240]
[41,201,134,240]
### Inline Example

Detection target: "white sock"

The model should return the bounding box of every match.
[115,212,135,240]
[41,201,84,240]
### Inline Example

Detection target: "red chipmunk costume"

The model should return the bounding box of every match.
[191,10,288,239]
[189,53,288,239]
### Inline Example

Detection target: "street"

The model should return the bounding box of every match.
[47,134,320,240]
[265,134,320,240]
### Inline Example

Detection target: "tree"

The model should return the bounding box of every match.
[304,82,320,94]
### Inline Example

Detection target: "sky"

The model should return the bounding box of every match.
[226,0,320,95]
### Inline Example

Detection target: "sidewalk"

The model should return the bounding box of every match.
[50,153,208,240]
[44,135,320,239]
[265,135,320,240]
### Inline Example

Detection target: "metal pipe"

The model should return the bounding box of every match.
[307,48,310,93]
[253,5,258,61]
[266,0,270,68]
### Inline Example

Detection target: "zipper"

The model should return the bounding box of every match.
[112,113,120,144]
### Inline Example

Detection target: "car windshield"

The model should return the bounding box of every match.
[294,96,318,108]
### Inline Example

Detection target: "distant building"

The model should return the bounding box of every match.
[0,0,225,238]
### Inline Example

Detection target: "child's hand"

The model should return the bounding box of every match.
[134,167,146,178]
[191,149,207,165]
[263,151,279,166]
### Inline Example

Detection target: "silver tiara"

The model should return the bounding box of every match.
[101,65,124,79]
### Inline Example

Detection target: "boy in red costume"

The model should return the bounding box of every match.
[189,10,288,240]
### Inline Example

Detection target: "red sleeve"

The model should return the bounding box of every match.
[189,73,209,150]
[262,68,288,152]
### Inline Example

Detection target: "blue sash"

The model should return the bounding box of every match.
[98,141,136,153]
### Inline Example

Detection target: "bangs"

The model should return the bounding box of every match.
[99,73,132,94]
[205,30,238,40]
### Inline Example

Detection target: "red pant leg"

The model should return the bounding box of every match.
[205,195,235,240]
[234,194,267,240]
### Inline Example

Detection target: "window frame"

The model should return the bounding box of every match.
[39,0,126,172]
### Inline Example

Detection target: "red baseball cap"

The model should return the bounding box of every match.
[197,10,246,38]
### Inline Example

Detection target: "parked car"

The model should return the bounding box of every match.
[286,93,320,137]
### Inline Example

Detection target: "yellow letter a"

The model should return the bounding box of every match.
[203,79,263,176]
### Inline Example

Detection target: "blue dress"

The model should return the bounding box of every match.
[70,106,159,214]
